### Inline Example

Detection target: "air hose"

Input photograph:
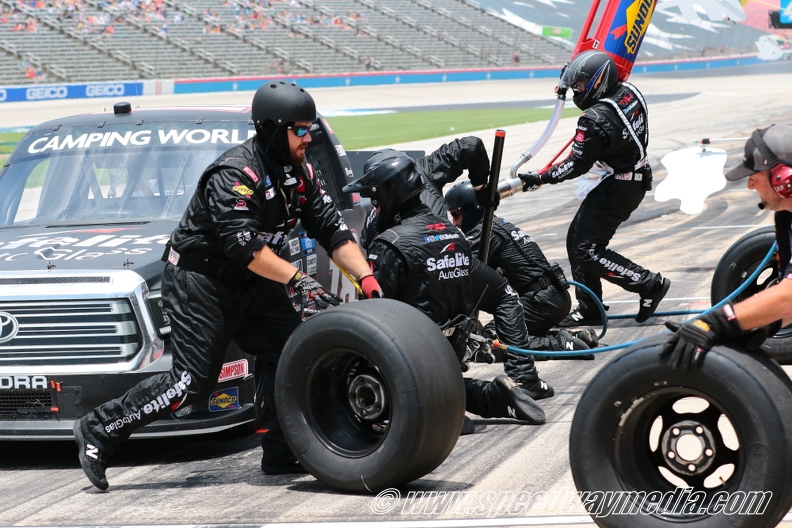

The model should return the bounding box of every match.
[485,241,778,358]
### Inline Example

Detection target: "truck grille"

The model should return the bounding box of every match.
[0,390,52,418]
[0,300,142,366]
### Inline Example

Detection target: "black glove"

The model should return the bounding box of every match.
[518,171,544,192]
[288,271,342,309]
[659,304,745,370]
[474,187,500,209]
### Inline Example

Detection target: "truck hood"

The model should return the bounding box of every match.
[0,222,176,286]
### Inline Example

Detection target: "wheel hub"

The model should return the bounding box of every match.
[660,420,716,476]
[347,373,387,420]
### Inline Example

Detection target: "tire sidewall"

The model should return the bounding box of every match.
[276,299,465,492]
[570,336,792,528]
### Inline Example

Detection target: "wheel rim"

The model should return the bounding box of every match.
[304,348,390,457]
[734,257,792,339]
[613,387,745,520]
[735,257,777,301]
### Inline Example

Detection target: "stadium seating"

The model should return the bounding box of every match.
[0,0,571,84]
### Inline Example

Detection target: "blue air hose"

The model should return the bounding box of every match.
[496,242,777,358]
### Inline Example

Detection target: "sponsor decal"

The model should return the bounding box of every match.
[426,252,470,271]
[0,89,7,102]
[426,223,446,232]
[624,0,654,55]
[632,113,645,132]
[423,233,459,243]
[139,371,192,418]
[105,370,192,433]
[619,93,634,105]
[242,166,259,183]
[217,359,248,383]
[233,199,249,211]
[306,253,318,276]
[322,194,333,204]
[27,86,68,101]
[265,187,276,200]
[300,232,316,255]
[289,238,300,256]
[167,247,180,265]
[209,386,241,412]
[575,130,586,142]
[259,230,287,250]
[27,129,256,154]
[0,312,20,344]
[85,83,124,97]
[437,268,470,280]
[236,231,252,246]
[441,242,457,252]
[509,229,533,244]
[232,182,254,198]
[599,257,641,282]
[335,144,347,157]
[291,259,303,272]
[0,375,48,390]
[264,175,272,187]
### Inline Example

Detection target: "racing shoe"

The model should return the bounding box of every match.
[73,419,109,491]
[574,327,599,348]
[635,276,671,323]
[261,456,309,475]
[493,375,546,425]
[556,308,602,328]
[460,415,476,436]
[520,379,555,400]
[549,330,595,360]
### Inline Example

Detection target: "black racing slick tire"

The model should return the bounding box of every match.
[569,334,792,528]
[275,298,465,493]
[710,226,792,363]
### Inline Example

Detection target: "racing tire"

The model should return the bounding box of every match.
[570,334,792,528]
[710,226,792,363]
[276,298,465,493]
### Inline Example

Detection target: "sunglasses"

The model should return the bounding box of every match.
[287,124,311,137]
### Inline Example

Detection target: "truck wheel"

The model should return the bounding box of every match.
[570,335,792,528]
[711,226,792,363]
[276,298,465,493]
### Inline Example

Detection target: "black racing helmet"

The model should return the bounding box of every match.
[251,81,316,127]
[560,51,618,111]
[445,181,484,233]
[343,149,426,231]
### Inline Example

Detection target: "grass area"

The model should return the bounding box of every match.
[0,132,24,163]
[326,107,581,149]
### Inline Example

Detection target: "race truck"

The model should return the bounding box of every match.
[0,102,367,439]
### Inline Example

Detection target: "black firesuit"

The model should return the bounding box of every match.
[464,217,571,334]
[361,136,489,249]
[367,203,540,409]
[81,135,355,466]
[538,81,660,317]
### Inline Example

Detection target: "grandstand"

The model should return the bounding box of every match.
[0,0,572,84]
[1,0,782,87]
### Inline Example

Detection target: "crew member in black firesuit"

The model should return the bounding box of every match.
[518,50,670,326]
[445,181,597,359]
[73,82,382,491]
[662,124,792,369]
[359,135,491,251]
[343,149,552,427]
[359,138,564,388]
